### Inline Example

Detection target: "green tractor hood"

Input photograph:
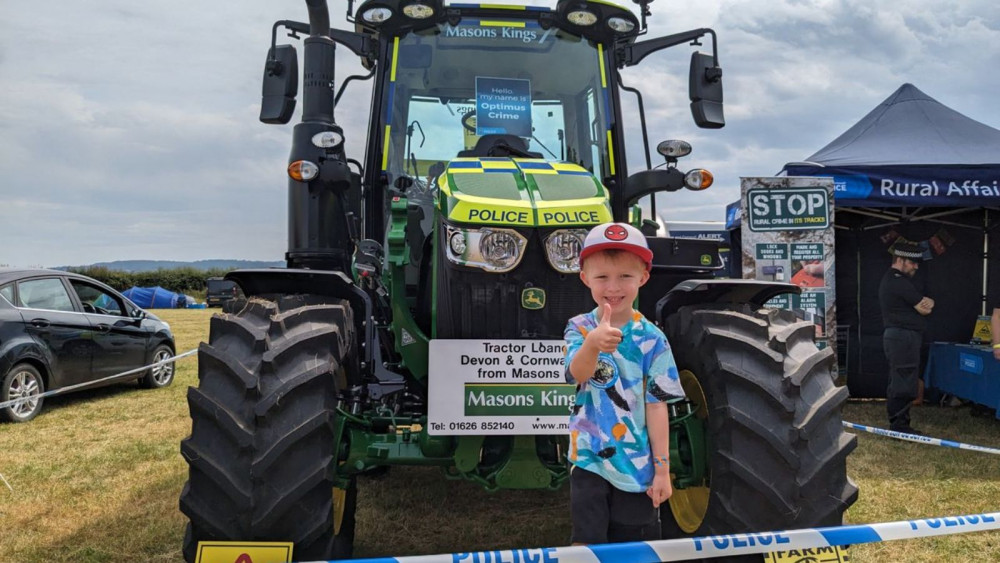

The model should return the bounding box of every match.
[438,157,612,227]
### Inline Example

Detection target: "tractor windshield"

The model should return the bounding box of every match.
[381,19,613,188]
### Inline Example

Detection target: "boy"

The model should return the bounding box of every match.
[564,222,684,544]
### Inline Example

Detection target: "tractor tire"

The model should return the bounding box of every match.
[179,295,356,562]
[661,305,858,562]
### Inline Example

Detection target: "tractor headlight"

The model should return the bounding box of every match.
[606,17,635,33]
[544,229,587,273]
[480,231,523,271]
[445,225,526,273]
[402,2,435,19]
[361,6,393,24]
[448,230,467,255]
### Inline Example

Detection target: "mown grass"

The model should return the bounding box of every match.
[0,308,998,562]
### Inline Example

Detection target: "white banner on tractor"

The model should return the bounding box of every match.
[427,339,574,435]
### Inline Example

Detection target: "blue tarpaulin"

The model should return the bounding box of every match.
[122,286,182,309]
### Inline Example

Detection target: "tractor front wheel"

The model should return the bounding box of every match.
[179,295,356,562]
[662,305,858,562]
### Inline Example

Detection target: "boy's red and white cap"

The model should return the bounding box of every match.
[580,222,653,270]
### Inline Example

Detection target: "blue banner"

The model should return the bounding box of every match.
[475,76,532,137]
[782,165,1000,207]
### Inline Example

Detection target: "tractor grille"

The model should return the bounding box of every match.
[436,229,592,340]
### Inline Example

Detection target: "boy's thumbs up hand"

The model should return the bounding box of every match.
[588,303,623,353]
[600,303,613,326]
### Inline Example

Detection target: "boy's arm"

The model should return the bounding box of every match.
[568,337,599,384]
[568,304,621,384]
[645,401,672,507]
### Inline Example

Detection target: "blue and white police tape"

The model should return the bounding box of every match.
[0,348,197,411]
[843,421,1000,455]
[325,511,1000,563]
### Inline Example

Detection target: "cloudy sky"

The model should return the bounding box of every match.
[2,0,997,268]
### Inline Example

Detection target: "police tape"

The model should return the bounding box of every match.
[323,511,1000,563]
[0,349,197,411]
[842,421,1000,455]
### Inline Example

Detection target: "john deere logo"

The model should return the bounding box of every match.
[700,254,712,266]
[521,288,545,310]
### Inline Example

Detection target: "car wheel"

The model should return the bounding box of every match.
[1,363,45,423]
[140,344,175,389]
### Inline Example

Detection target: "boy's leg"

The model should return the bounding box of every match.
[608,487,660,542]
[570,467,611,544]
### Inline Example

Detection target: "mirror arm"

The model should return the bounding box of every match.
[624,28,717,68]
[275,19,377,59]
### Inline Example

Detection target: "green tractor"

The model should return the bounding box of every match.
[179,0,857,560]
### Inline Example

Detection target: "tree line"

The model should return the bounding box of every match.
[68,266,233,294]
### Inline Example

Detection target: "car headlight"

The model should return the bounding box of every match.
[544,229,587,273]
[445,225,526,273]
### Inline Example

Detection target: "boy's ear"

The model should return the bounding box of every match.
[579,269,590,287]
[638,269,650,287]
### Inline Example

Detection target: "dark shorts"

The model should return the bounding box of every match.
[570,466,660,544]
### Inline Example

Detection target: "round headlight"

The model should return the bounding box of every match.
[606,17,635,33]
[684,169,714,191]
[545,229,587,273]
[311,130,343,149]
[480,231,522,271]
[566,10,598,26]
[449,231,467,256]
[361,6,393,24]
[402,3,435,19]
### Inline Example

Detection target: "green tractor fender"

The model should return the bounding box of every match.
[225,268,404,396]
[655,278,801,326]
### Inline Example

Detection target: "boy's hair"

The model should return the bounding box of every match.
[580,222,653,270]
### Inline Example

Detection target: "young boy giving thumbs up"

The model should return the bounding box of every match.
[564,222,685,544]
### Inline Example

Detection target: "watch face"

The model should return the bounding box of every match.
[590,354,619,389]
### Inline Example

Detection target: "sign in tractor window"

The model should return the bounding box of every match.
[476,76,532,137]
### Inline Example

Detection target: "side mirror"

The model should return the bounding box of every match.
[689,52,724,129]
[260,44,298,124]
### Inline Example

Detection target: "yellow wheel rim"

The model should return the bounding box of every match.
[668,369,711,534]
[332,487,347,534]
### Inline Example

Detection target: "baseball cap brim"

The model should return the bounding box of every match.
[580,242,653,270]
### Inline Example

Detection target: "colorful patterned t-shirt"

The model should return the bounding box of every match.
[564,308,684,492]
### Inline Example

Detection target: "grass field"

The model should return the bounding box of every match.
[1,308,998,562]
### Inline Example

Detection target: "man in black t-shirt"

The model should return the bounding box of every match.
[878,242,934,434]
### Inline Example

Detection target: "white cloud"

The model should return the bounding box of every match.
[0,0,998,266]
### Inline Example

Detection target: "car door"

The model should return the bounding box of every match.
[69,279,149,380]
[16,277,94,389]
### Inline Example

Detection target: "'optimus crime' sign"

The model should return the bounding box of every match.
[427,339,574,435]
[747,187,830,231]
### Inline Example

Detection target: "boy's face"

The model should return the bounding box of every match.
[579,251,650,319]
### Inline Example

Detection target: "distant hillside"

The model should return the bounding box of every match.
[55,259,286,272]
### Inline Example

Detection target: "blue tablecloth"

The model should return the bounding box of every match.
[923,342,1000,419]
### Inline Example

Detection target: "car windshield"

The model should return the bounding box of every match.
[383,19,612,188]
[207,279,235,292]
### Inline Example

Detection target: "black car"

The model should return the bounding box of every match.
[0,268,176,422]
[205,277,238,307]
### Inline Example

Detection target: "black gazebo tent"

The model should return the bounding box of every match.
[780,84,1000,397]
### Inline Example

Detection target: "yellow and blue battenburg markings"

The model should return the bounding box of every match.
[440,157,612,227]
[449,3,550,11]
[381,36,401,172]
[325,511,1000,563]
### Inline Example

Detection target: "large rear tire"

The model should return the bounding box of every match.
[661,305,858,562]
[179,295,356,562]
